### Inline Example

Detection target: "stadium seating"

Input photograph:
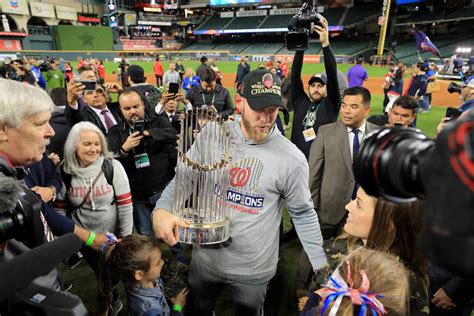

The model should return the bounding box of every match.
[243,43,284,55]
[213,42,250,53]
[320,7,345,26]
[180,42,217,51]
[196,15,233,30]
[258,15,294,29]
[343,5,379,26]
[329,38,371,56]
[225,16,266,30]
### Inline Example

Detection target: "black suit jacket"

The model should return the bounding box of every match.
[65,101,121,135]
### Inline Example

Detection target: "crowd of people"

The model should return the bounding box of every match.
[0,16,473,316]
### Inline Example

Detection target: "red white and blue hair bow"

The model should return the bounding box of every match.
[316,260,387,316]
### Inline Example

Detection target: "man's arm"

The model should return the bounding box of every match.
[283,154,327,271]
[318,19,340,109]
[308,127,325,209]
[290,51,306,110]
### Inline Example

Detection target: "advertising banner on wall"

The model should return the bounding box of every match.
[1,0,29,15]
[0,39,22,50]
[30,2,55,18]
[56,5,77,21]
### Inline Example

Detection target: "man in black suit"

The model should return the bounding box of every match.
[66,80,121,134]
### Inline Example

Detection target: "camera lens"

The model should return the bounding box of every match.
[353,128,435,202]
[0,207,27,243]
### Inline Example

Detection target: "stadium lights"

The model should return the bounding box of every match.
[456,47,471,54]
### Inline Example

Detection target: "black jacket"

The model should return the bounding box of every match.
[65,102,122,135]
[47,109,71,159]
[107,115,177,199]
[187,84,234,120]
[290,46,340,159]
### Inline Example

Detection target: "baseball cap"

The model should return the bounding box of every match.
[308,73,327,85]
[238,69,284,110]
[127,65,145,81]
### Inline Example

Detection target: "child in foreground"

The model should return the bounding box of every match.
[98,234,188,316]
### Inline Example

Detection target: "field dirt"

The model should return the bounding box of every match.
[105,72,458,107]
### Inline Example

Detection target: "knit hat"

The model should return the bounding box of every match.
[127,65,145,82]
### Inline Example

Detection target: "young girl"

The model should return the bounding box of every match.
[99,235,188,316]
[300,247,410,316]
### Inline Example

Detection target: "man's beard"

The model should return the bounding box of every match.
[241,112,275,144]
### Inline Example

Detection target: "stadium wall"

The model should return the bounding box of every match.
[53,25,113,51]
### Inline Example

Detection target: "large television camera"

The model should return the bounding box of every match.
[353,112,474,279]
[0,159,87,315]
[286,3,324,51]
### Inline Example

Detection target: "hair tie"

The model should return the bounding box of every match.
[317,260,387,316]
[101,232,120,252]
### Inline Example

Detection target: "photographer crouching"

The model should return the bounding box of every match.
[0,79,109,312]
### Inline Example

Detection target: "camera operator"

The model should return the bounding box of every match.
[0,79,108,294]
[106,89,178,237]
[290,18,340,160]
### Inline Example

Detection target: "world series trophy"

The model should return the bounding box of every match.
[172,105,232,244]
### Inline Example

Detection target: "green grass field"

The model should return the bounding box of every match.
[92,60,443,137]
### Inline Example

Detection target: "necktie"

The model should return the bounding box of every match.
[351,129,360,200]
[101,109,115,131]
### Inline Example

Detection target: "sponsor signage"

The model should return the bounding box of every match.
[78,16,100,23]
[30,2,55,18]
[0,39,22,50]
[164,3,178,10]
[251,55,271,62]
[138,20,171,26]
[56,5,77,21]
[1,0,28,15]
[220,12,234,18]
[235,10,267,17]
[269,8,299,15]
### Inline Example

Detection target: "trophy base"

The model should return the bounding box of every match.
[178,218,230,244]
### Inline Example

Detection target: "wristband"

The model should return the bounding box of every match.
[172,304,183,312]
[85,231,96,247]
[120,146,129,153]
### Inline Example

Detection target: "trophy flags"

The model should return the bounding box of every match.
[415,30,441,57]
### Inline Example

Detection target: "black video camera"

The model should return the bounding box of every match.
[0,160,39,244]
[447,82,463,94]
[353,112,474,279]
[39,62,53,72]
[286,3,324,51]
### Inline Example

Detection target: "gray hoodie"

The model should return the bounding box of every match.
[56,156,133,237]
[156,116,326,283]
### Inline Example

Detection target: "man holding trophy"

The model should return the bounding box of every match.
[152,69,326,315]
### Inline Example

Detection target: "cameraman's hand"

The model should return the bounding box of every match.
[31,186,55,203]
[67,79,84,106]
[314,18,329,48]
[436,117,451,136]
[122,131,144,153]
[170,287,189,307]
